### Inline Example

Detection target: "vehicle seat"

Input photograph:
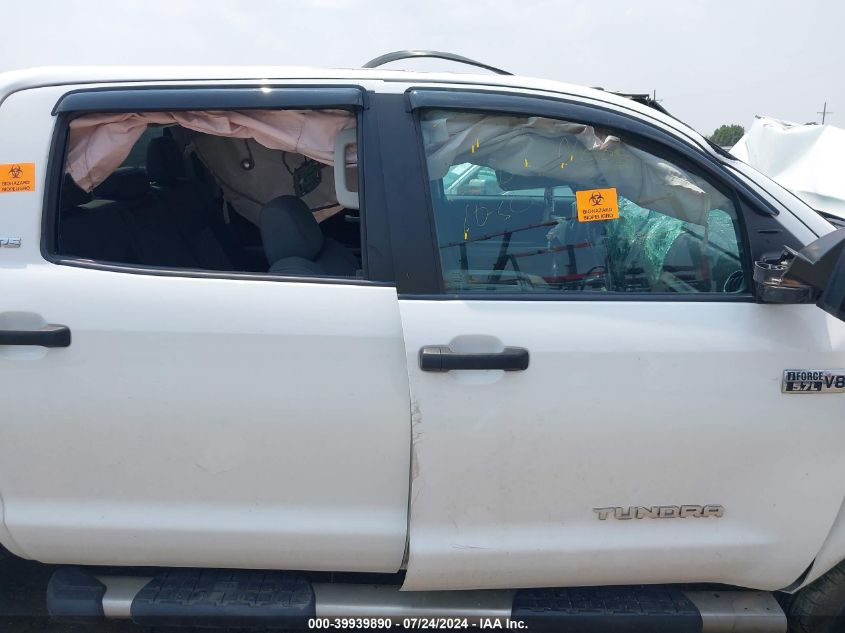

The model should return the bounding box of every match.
[58,174,138,263]
[260,195,358,276]
[146,136,239,271]
[94,166,201,268]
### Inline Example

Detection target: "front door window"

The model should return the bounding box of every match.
[420,109,748,295]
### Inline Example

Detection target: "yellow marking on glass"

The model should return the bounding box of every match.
[475,138,480,149]
[524,158,529,168]
[570,153,574,161]
[464,229,469,240]
[470,145,475,154]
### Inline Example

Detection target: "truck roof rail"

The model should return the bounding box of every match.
[611,91,672,116]
[363,50,512,76]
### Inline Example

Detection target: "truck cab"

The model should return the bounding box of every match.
[0,53,844,631]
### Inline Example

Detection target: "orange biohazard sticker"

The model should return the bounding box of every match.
[575,187,619,222]
[0,163,35,193]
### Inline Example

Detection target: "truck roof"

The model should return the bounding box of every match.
[0,65,710,151]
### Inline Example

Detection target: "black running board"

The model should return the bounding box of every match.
[48,567,315,628]
[513,586,700,632]
[46,567,786,632]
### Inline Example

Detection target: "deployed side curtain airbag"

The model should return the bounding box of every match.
[66,110,356,191]
[183,134,342,226]
[422,111,729,225]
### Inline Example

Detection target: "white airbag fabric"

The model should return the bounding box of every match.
[422,111,730,225]
[185,133,342,225]
[66,110,356,191]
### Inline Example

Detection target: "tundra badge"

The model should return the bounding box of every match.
[593,505,725,520]
[782,370,845,394]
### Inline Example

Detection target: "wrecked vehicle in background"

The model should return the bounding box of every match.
[733,115,845,224]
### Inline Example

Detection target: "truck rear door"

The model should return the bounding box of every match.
[0,82,411,573]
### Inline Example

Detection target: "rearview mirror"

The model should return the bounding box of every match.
[775,228,845,321]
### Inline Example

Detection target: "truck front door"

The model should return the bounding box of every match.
[379,89,845,591]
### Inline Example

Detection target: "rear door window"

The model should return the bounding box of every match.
[54,108,363,280]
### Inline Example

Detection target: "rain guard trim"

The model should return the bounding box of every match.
[54,86,365,114]
[406,88,697,149]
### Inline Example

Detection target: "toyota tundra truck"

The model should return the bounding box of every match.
[0,51,844,632]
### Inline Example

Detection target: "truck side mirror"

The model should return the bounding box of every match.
[763,228,845,320]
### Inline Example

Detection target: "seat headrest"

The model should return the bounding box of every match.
[146,136,186,186]
[260,196,323,264]
[93,167,150,200]
[61,174,92,207]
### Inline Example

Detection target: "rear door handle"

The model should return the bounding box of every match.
[0,324,71,348]
[419,345,529,372]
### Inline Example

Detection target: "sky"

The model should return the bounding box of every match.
[0,0,842,135]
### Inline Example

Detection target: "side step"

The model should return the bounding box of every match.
[513,587,784,632]
[47,567,787,632]
[48,568,315,628]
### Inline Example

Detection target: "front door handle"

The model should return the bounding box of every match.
[0,324,71,348]
[419,345,529,372]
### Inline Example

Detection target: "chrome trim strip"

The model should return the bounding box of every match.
[96,575,152,619]
[313,583,515,624]
[683,590,786,633]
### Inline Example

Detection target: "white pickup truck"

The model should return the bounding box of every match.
[0,51,844,632]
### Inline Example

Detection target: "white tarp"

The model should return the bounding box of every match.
[422,110,731,226]
[731,116,845,219]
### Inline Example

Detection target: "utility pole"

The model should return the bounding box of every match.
[818,101,833,124]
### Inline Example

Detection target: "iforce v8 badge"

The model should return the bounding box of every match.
[782,369,845,394]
